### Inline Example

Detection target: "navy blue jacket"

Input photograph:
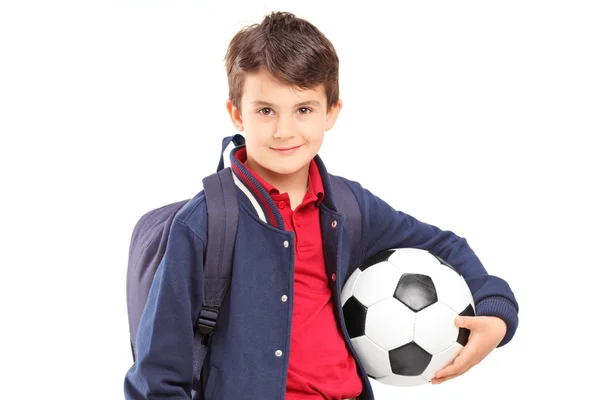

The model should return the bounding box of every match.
[124,147,519,399]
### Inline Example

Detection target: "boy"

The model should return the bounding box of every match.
[124,11,519,400]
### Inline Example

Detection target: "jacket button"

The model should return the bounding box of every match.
[275,350,283,357]
[331,220,337,228]
[331,273,336,282]
[281,295,288,302]
[283,240,289,248]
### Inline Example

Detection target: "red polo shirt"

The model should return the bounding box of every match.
[235,149,363,400]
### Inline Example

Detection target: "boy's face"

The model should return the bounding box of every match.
[226,69,342,182]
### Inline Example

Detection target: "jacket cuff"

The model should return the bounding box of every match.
[475,295,519,347]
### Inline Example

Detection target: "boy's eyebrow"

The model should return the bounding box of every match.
[250,100,321,108]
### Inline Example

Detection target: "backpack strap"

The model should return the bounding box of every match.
[330,175,363,267]
[192,167,239,387]
[217,133,245,171]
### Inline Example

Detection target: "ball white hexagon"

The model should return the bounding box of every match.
[365,298,415,351]
[353,261,402,307]
[350,336,392,379]
[341,268,361,307]
[421,342,464,382]
[378,373,428,387]
[428,260,474,314]
[387,248,441,275]
[413,302,459,355]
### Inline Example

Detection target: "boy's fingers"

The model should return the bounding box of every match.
[431,373,458,385]
[434,362,462,378]
[455,316,478,329]
[435,353,470,378]
[432,364,474,385]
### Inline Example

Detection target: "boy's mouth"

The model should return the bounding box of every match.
[271,145,302,154]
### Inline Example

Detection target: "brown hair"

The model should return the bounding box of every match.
[224,11,339,112]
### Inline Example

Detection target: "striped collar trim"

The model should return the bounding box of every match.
[229,147,285,229]
[226,146,336,229]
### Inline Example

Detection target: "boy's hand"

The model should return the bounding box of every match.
[430,315,507,385]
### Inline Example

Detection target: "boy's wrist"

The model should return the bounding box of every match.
[475,295,519,347]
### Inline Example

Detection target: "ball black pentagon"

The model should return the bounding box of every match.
[393,273,438,312]
[457,304,476,346]
[358,249,396,271]
[389,341,432,376]
[343,296,368,338]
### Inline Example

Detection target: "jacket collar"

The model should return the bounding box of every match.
[221,139,338,229]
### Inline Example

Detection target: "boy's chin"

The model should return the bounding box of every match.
[268,166,306,176]
[263,161,310,177]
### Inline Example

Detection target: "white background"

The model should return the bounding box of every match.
[1,0,598,398]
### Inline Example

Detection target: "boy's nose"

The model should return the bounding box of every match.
[274,117,294,139]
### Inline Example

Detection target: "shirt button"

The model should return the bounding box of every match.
[275,350,283,357]
[278,201,286,209]
[281,295,288,302]
[283,240,289,248]
[331,220,337,228]
[331,273,337,281]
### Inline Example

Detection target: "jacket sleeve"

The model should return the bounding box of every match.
[124,218,206,399]
[353,183,519,347]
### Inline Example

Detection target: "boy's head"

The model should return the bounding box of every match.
[224,11,342,182]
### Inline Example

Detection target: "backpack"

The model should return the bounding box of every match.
[125,134,363,393]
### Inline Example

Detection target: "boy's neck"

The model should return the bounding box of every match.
[244,158,310,199]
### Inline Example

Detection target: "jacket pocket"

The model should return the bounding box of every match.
[203,365,222,400]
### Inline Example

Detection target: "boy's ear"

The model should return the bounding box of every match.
[226,99,244,132]
[325,99,343,132]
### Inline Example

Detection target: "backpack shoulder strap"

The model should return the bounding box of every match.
[199,167,239,326]
[329,175,363,266]
[192,167,239,386]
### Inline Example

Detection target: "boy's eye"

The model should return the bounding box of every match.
[258,108,273,116]
[257,107,312,116]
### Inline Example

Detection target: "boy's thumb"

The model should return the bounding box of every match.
[455,316,476,328]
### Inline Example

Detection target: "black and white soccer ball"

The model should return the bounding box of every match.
[341,247,476,387]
